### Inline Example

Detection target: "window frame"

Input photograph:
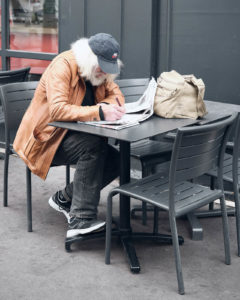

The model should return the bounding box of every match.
[0,0,59,72]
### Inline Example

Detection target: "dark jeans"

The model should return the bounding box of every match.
[52,131,120,219]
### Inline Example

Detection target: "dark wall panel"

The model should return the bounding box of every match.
[58,0,240,104]
[85,0,121,41]
[165,0,240,104]
[59,0,85,51]
[121,0,152,78]
[59,0,152,79]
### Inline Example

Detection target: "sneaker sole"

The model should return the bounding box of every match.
[66,222,106,238]
[48,197,70,222]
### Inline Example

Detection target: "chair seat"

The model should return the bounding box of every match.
[164,131,177,141]
[207,153,239,183]
[131,140,173,161]
[114,173,223,217]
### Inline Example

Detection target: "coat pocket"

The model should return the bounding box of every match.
[24,134,44,166]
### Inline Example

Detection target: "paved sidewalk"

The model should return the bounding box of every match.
[0,156,240,300]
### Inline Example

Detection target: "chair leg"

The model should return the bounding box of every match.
[141,165,152,225]
[3,151,9,207]
[219,195,231,264]
[142,202,147,225]
[66,165,70,185]
[169,214,185,295]
[209,177,215,210]
[26,167,32,232]
[153,206,159,234]
[105,193,113,264]
[233,184,240,256]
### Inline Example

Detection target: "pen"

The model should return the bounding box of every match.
[115,97,121,106]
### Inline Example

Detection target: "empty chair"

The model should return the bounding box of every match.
[199,113,240,256]
[105,113,237,294]
[0,67,31,158]
[0,67,30,86]
[0,82,70,231]
[115,78,173,225]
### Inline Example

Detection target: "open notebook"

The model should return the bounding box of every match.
[78,77,157,130]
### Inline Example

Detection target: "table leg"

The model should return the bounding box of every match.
[65,228,120,252]
[186,207,235,241]
[65,141,184,271]
[119,141,183,273]
[121,236,141,273]
[186,213,203,241]
[119,141,141,270]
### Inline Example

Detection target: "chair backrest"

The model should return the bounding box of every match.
[169,113,238,203]
[115,78,149,103]
[0,67,30,86]
[0,81,38,146]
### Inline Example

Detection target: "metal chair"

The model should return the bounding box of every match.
[199,113,240,256]
[0,67,30,86]
[0,82,70,231]
[115,78,173,225]
[105,113,237,295]
[0,67,31,158]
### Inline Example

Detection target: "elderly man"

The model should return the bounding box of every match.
[13,33,125,238]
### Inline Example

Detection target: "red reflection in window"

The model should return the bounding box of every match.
[11,58,51,74]
[10,32,58,53]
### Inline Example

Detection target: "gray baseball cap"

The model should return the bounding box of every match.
[88,33,120,74]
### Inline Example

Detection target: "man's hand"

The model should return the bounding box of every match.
[100,104,125,121]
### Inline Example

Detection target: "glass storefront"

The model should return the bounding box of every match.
[9,0,58,54]
[10,57,51,74]
[0,0,58,73]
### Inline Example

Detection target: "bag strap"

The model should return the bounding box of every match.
[184,75,207,116]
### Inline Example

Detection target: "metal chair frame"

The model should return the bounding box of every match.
[105,113,237,294]
[115,78,173,226]
[0,81,70,232]
[0,67,30,86]
[0,67,31,157]
[203,113,240,256]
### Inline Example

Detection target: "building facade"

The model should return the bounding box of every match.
[0,0,240,103]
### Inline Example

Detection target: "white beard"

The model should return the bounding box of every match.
[89,72,107,86]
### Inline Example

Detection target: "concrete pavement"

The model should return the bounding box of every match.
[0,155,240,300]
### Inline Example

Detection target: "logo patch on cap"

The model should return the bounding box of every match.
[112,53,118,59]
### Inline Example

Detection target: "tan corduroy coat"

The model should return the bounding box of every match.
[13,50,124,179]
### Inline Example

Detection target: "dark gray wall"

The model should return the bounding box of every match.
[159,0,240,104]
[59,0,152,78]
[59,0,240,104]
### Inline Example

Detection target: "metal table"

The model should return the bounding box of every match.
[50,115,198,273]
[50,101,239,271]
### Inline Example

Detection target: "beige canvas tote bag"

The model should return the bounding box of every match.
[154,70,207,119]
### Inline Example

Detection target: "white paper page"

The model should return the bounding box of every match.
[125,78,157,114]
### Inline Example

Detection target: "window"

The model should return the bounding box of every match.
[10,0,58,53]
[10,57,51,74]
[0,0,59,74]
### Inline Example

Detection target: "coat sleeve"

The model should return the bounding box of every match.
[45,57,101,122]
